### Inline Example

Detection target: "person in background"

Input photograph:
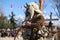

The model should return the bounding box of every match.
[10,29,15,37]
[6,28,11,37]
[1,28,7,37]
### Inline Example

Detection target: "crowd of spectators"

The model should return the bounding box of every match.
[0,28,16,37]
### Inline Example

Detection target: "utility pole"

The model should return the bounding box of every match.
[49,12,53,27]
[50,12,52,22]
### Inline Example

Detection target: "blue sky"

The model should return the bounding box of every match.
[0,0,38,17]
[0,0,58,18]
[0,0,60,26]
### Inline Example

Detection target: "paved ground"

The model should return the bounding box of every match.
[0,37,14,40]
[0,37,59,40]
[0,37,24,40]
[0,37,50,40]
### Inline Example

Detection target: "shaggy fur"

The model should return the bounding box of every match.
[25,2,42,20]
[25,2,44,27]
[14,2,45,40]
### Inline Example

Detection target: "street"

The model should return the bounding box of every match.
[0,37,14,40]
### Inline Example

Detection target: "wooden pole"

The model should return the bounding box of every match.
[39,0,43,11]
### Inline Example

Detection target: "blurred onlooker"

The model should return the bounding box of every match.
[6,28,11,37]
[0,29,2,37]
[10,29,15,37]
[1,28,7,37]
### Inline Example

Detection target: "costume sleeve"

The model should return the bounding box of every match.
[31,15,44,28]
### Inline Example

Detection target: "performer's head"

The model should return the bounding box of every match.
[24,2,42,21]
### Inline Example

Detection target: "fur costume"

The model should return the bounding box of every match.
[25,2,44,28]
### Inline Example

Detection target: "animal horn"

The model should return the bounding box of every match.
[26,3,30,7]
[24,3,29,8]
[24,5,27,8]
[26,3,28,6]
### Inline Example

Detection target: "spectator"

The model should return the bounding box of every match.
[0,29,2,37]
[6,28,11,37]
[10,29,15,37]
[1,28,7,37]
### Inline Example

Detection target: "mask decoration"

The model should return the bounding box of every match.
[24,2,42,21]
